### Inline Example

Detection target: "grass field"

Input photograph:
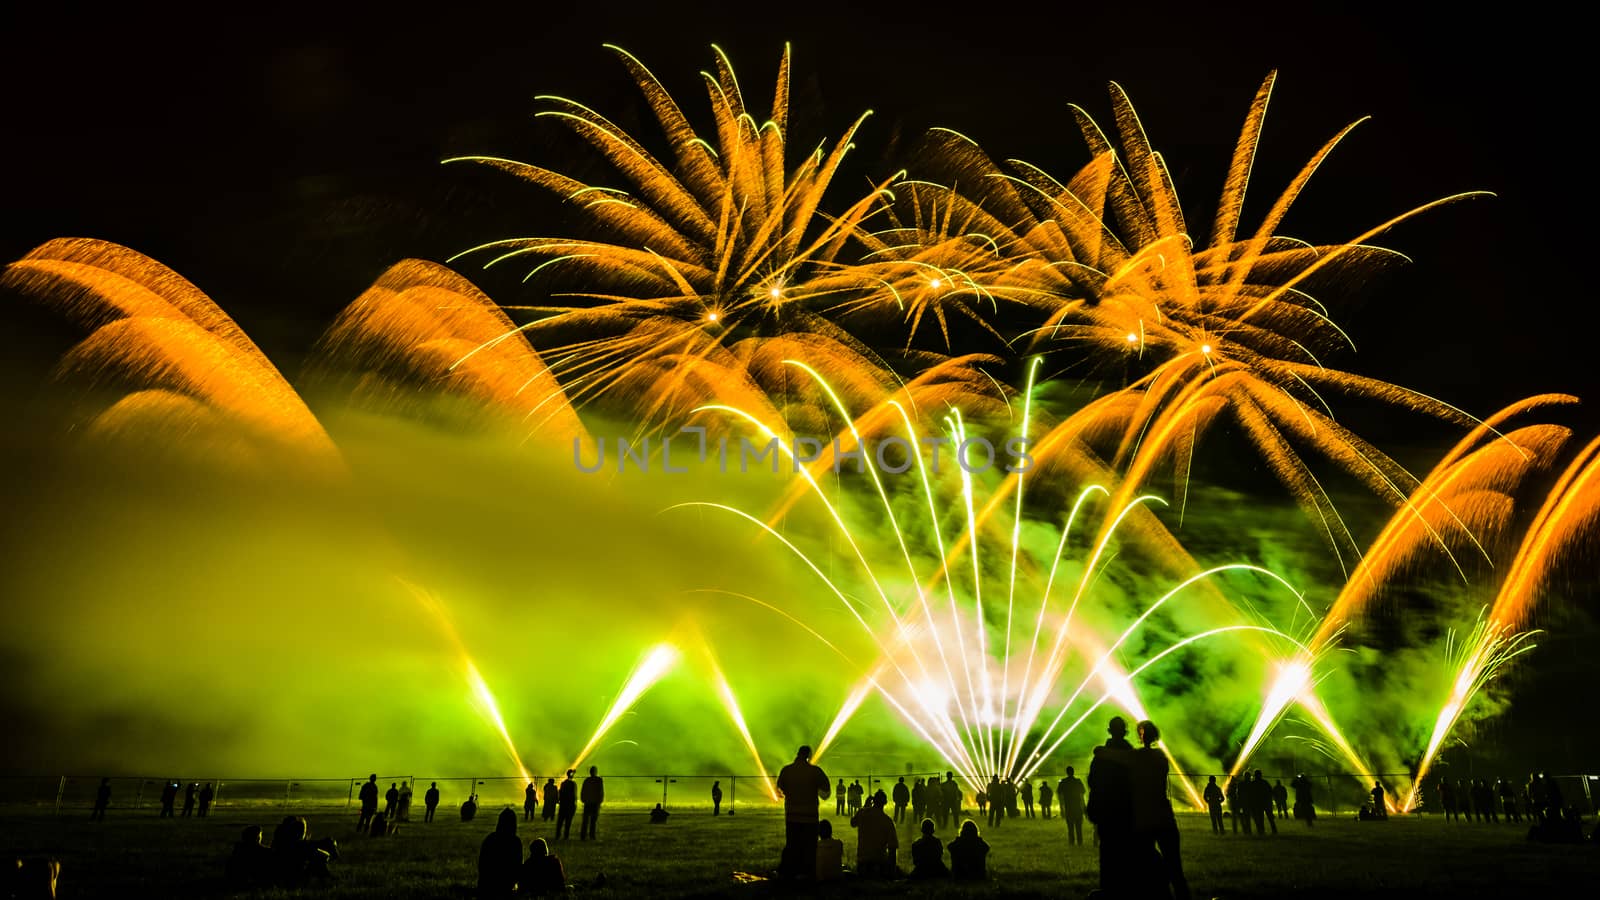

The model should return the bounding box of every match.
[3,805,1597,898]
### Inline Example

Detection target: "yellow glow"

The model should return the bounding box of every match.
[706,311,720,322]
[1126,332,1138,343]
[1200,343,1212,354]
[930,278,942,289]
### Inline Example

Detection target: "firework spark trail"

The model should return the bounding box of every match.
[400,580,533,782]
[690,365,1312,794]
[1402,612,1540,811]
[699,642,781,801]
[570,643,680,772]
[998,357,1044,776]
[1017,624,1306,783]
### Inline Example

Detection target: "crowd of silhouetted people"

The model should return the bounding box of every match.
[33,749,1596,898]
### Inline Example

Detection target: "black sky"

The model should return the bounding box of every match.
[2,1,1594,418]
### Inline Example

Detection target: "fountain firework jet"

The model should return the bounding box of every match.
[678,361,1315,792]
[571,643,681,771]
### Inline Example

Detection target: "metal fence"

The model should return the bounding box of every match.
[5,771,1595,817]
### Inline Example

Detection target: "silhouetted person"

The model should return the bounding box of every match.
[1022,779,1035,818]
[1544,773,1565,820]
[941,772,963,827]
[1474,779,1497,823]
[524,782,537,821]
[711,780,723,816]
[815,820,844,882]
[1498,778,1520,823]
[398,781,413,821]
[1460,777,1475,821]
[555,771,577,839]
[521,838,566,896]
[1273,779,1288,818]
[91,778,111,822]
[892,777,910,823]
[1040,780,1054,819]
[986,775,1002,826]
[477,808,522,900]
[425,782,440,823]
[910,818,948,879]
[850,796,899,878]
[1087,717,1136,895]
[947,819,990,880]
[1439,777,1458,822]
[836,779,846,816]
[159,781,178,818]
[385,782,399,818]
[357,775,379,832]
[541,778,557,821]
[1204,776,1225,834]
[1253,770,1277,834]
[847,780,863,816]
[1227,775,1247,834]
[461,792,479,823]
[182,782,197,817]
[774,744,830,880]
[270,815,336,887]
[1291,773,1316,826]
[198,783,214,817]
[649,803,670,824]
[1059,766,1086,846]
[579,765,604,840]
[369,811,394,836]
[225,825,272,888]
[1370,781,1387,819]
[1133,720,1191,900]
[911,778,926,824]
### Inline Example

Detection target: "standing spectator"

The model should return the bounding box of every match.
[1497,778,1520,823]
[835,779,846,817]
[911,778,926,824]
[1204,776,1225,834]
[1369,781,1388,819]
[198,783,215,817]
[385,783,399,819]
[1254,771,1278,834]
[774,744,831,881]
[1059,766,1086,846]
[525,782,538,822]
[91,778,111,822]
[1291,773,1317,826]
[1132,721,1191,900]
[941,773,963,828]
[541,778,557,821]
[425,782,441,823]
[1022,780,1035,818]
[1227,776,1249,834]
[182,782,198,817]
[892,777,910,824]
[159,780,178,818]
[711,780,723,816]
[1040,779,1054,820]
[847,780,863,816]
[1086,718,1136,894]
[579,766,604,840]
[1439,777,1459,822]
[357,775,379,832]
[555,771,578,840]
[1273,779,1289,818]
[398,781,414,822]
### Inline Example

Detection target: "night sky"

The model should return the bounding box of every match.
[1,3,1594,769]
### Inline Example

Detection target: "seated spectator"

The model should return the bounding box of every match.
[224,825,273,887]
[815,820,845,882]
[910,818,948,879]
[521,838,567,896]
[478,809,522,900]
[269,816,337,887]
[850,796,899,877]
[649,803,670,824]
[461,793,479,822]
[368,811,396,837]
[947,819,989,880]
